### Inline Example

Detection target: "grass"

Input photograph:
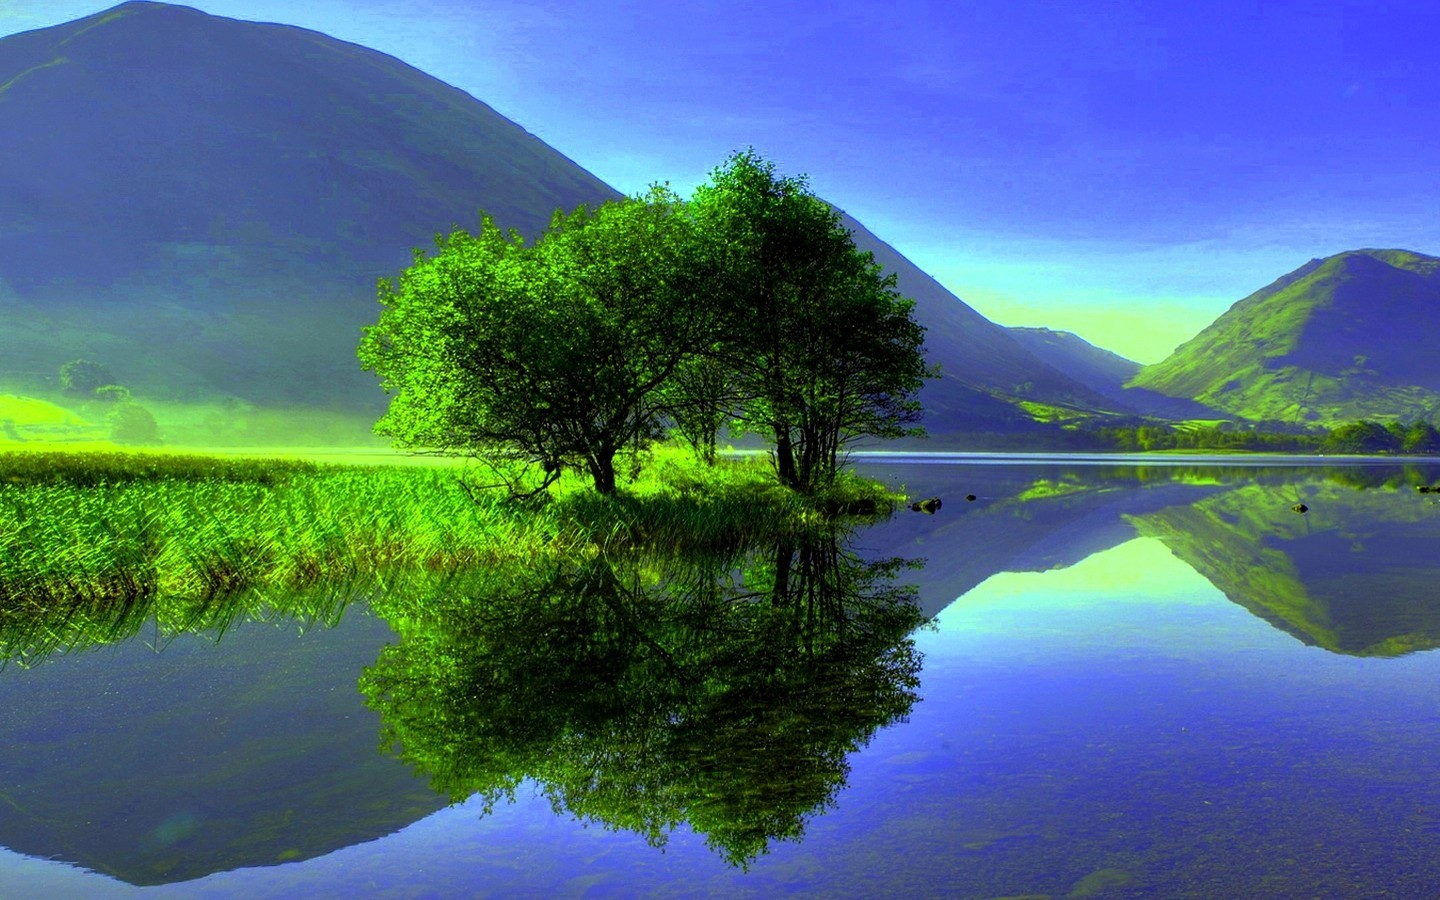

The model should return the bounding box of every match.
[0,445,902,664]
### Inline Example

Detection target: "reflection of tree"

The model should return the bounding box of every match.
[359,532,925,866]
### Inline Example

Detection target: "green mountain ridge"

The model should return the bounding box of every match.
[1130,249,1440,424]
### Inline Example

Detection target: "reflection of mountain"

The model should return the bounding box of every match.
[0,600,443,885]
[1130,472,1440,656]
[855,462,1229,616]
[361,532,924,867]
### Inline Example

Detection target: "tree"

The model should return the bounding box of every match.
[1324,420,1399,454]
[688,150,931,492]
[359,186,714,495]
[59,359,114,396]
[93,384,133,404]
[360,529,922,867]
[108,403,158,444]
[1402,420,1440,454]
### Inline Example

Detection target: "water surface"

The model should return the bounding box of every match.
[5,459,1440,897]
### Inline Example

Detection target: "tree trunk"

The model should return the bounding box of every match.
[588,450,618,495]
[775,430,799,489]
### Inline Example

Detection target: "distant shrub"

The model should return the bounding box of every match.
[1402,421,1440,454]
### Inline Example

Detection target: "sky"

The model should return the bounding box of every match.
[3,0,1439,363]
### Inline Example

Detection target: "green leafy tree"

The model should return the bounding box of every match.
[93,384,133,404]
[1403,421,1440,454]
[688,150,932,491]
[59,359,114,396]
[358,186,714,494]
[1324,420,1400,454]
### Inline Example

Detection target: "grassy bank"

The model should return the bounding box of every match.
[0,447,899,622]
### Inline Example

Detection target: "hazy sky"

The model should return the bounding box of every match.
[4,0,1438,362]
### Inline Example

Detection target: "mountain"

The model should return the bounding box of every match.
[834,213,1126,432]
[1129,249,1440,424]
[0,1,1116,443]
[1005,326,1226,420]
[1005,326,1138,403]
[0,0,622,413]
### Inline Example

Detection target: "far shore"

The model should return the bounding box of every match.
[5,443,1440,469]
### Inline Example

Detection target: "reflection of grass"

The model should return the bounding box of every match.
[0,448,898,655]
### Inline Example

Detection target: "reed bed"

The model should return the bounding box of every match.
[0,448,895,621]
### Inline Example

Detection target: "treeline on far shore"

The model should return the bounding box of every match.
[944,418,1440,455]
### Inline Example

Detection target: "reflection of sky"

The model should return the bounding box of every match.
[938,536,1211,616]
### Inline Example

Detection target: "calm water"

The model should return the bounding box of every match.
[6,459,1440,897]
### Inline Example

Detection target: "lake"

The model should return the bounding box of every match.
[5,457,1440,897]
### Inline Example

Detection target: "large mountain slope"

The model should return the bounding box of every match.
[0,1,1111,439]
[0,0,622,408]
[1130,249,1440,424]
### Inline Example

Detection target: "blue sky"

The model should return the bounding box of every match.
[4,0,1438,362]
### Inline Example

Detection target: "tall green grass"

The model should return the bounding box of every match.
[0,448,899,662]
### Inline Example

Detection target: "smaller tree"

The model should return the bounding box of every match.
[688,150,932,492]
[108,403,159,445]
[60,360,114,396]
[1402,420,1440,454]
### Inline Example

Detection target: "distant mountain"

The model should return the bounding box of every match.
[1005,326,1138,402]
[1129,249,1440,424]
[0,1,1118,442]
[834,214,1125,432]
[1005,326,1226,420]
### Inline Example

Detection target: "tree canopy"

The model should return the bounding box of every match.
[688,150,932,491]
[359,185,711,494]
[360,150,931,494]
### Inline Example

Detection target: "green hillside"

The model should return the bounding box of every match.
[1129,249,1440,424]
